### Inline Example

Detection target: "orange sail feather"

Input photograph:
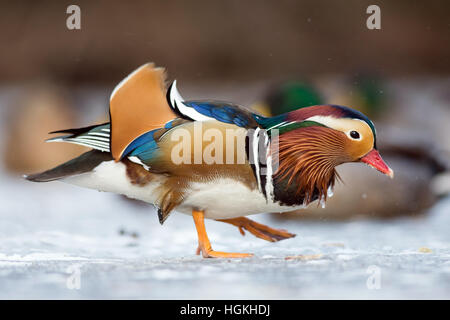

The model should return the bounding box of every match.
[109,63,176,161]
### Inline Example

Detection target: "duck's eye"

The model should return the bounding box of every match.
[350,130,360,139]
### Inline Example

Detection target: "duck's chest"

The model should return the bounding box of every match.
[64,160,310,219]
[177,178,306,219]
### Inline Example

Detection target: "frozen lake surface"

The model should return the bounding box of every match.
[0,170,449,300]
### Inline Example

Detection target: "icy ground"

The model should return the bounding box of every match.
[0,170,448,300]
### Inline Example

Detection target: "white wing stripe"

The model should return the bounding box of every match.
[82,134,110,142]
[68,138,109,148]
[87,132,110,138]
[169,80,215,122]
[62,140,109,152]
[73,135,110,143]
[69,137,109,144]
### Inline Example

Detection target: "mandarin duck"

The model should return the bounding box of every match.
[26,63,393,258]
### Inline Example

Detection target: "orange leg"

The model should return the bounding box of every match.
[192,210,253,258]
[216,217,296,242]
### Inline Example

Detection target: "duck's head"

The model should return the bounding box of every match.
[268,104,393,203]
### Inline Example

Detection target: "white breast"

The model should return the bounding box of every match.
[63,161,306,220]
[177,178,306,219]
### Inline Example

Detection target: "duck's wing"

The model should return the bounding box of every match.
[45,63,177,156]
[119,80,269,172]
[109,63,177,161]
[167,81,265,129]
[125,83,276,179]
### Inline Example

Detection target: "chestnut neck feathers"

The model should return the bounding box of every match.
[272,126,347,206]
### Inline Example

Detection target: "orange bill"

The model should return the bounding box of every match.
[109,63,177,161]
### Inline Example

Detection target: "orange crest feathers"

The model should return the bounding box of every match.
[273,126,344,204]
[109,63,176,161]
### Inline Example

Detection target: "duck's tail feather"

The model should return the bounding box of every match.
[47,123,111,152]
[24,150,113,182]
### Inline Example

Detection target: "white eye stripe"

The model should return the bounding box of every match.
[305,115,371,141]
[304,115,339,128]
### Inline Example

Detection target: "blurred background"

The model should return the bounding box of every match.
[2,0,449,218]
[0,0,449,299]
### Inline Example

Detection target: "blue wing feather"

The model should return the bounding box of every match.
[122,130,158,160]
[129,140,160,163]
[122,98,276,166]
[185,102,214,118]
[182,100,261,128]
